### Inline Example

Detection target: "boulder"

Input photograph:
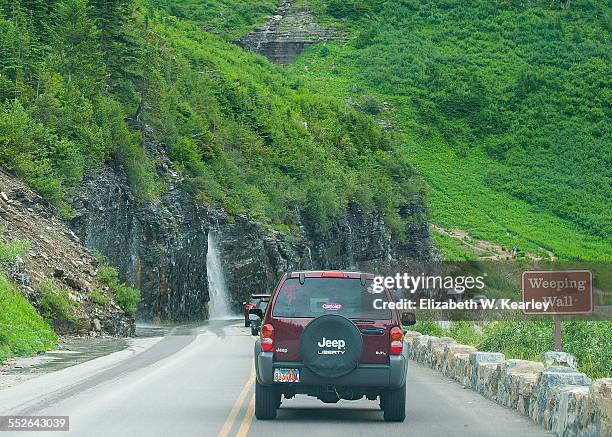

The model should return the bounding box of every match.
[543,351,577,370]
[581,378,612,437]
[498,359,545,409]
[404,331,422,340]
[442,344,477,379]
[453,353,471,385]
[427,337,455,369]
[516,373,539,416]
[469,352,505,394]
[529,367,592,429]
[431,345,447,371]
[412,335,434,363]
[403,331,422,357]
[477,362,502,399]
[550,385,589,436]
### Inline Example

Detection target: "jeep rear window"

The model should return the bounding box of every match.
[272,278,392,319]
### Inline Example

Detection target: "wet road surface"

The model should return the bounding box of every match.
[0,320,550,436]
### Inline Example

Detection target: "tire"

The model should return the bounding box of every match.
[300,314,363,378]
[244,317,249,327]
[382,383,406,422]
[251,324,259,336]
[255,380,279,420]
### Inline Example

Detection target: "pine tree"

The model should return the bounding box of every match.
[46,0,104,96]
[89,0,144,101]
[0,2,39,101]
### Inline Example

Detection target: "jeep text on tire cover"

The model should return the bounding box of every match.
[253,271,409,422]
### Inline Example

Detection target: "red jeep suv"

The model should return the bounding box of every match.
[252,271,415,422]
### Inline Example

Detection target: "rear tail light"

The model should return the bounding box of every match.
[261,324,274,352]
[390,326,403,355]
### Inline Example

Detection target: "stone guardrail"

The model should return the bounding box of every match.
[405,331,611,436]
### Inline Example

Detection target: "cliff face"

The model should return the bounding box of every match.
[63,1,436,324]
[237,0,340,65]
[69,151,434,322]
[70,166,211,323]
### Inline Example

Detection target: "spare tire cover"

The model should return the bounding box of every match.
[300,314,363,378]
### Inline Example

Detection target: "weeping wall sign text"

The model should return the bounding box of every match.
[521,270,593,315]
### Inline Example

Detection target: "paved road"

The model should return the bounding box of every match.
[0,320,550,436]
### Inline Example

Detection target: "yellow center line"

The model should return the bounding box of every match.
[235,392,256,437]
[217,365,255,437]
[233,325,253,337]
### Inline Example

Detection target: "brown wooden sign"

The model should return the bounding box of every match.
[521,270,593,315]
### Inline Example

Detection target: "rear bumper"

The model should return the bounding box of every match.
[254,340,408,389]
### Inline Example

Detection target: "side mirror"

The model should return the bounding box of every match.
[249,313,262,336]
[401,312,417,326]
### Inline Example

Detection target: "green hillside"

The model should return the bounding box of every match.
[0,0,610,260]
[288,0,611,260]
[0,0,418,237]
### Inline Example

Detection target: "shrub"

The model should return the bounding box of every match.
[360,95,383,115]
[91,249,108,265]
[479,320,611,379]
[408,320,446,337]
[97,266,119,286]
[38,280,79,328]
[112,283,140,316]
[448,321,485,346]
[0,235,29,267]
[88,289,110,306]
[97,265,140,315]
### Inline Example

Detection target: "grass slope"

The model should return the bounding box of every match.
[287,0,611,260]
[0,0,421,237]
[0,273,57,363]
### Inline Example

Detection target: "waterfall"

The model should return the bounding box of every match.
[206,231,233,320]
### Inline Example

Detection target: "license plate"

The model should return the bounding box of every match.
[273,368,300,383]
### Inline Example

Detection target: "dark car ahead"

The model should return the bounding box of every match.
[248,299,269,336]
[243,294,271,327]
[252,271,415,422]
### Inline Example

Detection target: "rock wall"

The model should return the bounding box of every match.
[405,332,611,436]
[70,165,211,323]
[215,202,433,307]
[69,146,434,322]
[237,0,340,65]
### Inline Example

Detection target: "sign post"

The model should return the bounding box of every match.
[554,315,562,352]
[521,270,593,352]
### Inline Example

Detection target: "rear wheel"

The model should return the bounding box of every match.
[251,323,259,336]
[382,383,406,422]
[244,317,249,327]
[255,380,279,420]
[300,314,363,378]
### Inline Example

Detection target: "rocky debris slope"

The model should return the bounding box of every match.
[406,332,611,436]
[0,169,133,336]
[237,0,341,65]
[69,139,434,322]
